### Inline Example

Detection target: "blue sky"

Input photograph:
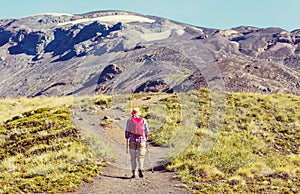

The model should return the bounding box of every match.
[1,0,299,31]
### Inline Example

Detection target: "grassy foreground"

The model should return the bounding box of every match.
[148,89,300,193]
[0,90,299,193]
[0,96,109,193]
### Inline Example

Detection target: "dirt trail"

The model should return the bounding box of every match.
[75,165,189,194]
[71,95,191,194]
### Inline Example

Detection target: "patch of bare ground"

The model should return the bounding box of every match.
[74,165,190,194]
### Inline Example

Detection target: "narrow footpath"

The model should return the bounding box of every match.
[71,98,191,194]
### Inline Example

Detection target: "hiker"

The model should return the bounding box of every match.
[125,108,149,178]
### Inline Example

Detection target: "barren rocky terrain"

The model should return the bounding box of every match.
[0,10,299,97]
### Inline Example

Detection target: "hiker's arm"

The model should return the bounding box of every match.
[144,119,149,140]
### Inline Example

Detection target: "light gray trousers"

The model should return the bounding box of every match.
[129,142,147,171]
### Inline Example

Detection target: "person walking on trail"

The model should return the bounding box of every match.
[125,108,149,178]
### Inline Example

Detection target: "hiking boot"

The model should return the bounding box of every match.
[130,170,136,179]
[138,169,143,178]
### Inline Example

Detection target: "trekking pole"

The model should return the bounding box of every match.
[146,143,154,173]
[126,139,129,168]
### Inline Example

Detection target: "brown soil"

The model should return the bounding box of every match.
[74,165,190,194]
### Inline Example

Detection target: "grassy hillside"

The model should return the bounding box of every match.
[152,90,300,193]
[0,90,299,193]
[0,96,110,193]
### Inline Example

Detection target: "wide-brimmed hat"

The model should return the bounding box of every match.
[131,108,140,116]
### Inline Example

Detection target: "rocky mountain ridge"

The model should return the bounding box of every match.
[0,10,299,97]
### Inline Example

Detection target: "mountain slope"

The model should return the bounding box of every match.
[0,10,299,97]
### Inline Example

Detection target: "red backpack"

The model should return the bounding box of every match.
[127,117,144,137]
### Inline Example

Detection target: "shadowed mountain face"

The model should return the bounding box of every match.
[0,10,299,97]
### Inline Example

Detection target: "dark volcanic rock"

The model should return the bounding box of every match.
[95,64,124,93]
[134,80,173,93]
[9,30,48,55]
[97,64,124,84]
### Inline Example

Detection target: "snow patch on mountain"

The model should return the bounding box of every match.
[57,15,155,26]
[141,30,172,41]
